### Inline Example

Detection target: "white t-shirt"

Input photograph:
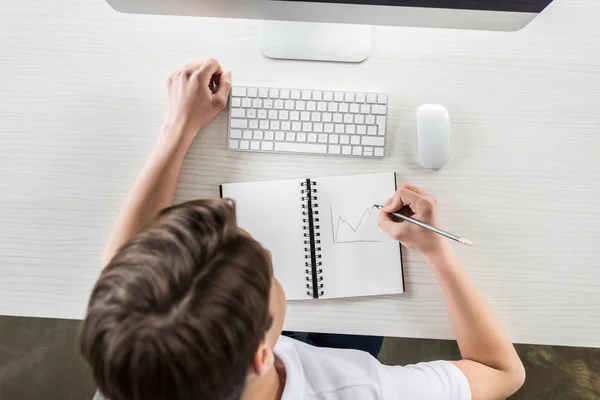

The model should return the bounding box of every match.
[275,335,471,400]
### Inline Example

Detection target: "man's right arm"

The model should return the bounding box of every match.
[378,183,525,400]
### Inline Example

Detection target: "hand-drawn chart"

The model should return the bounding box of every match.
[329,205,381,244]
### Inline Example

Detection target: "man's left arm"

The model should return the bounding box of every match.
[103,58,232,265]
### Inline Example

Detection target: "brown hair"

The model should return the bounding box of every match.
[80,199,273,400]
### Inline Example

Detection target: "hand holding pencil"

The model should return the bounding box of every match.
[377,183,471,256]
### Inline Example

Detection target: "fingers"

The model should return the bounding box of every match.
[212,70,232,109]
[195,58,223,81]
[382,187,422,213]
[378,211,408,241]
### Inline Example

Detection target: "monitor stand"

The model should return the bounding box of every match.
[261,21,371,63]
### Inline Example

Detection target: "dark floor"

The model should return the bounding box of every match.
[0,316,598,400]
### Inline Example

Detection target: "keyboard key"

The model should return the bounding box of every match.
[275,131,285,141]
[259,120,269,130]
[247,109,257,119]
[296,101,306,111]
[328,145,341,154]
[367,93,377,103]
[307,101,316,111]
[374,147,384,157]
[270,121,280,130]
[355,114,364,124]
[281,121,291,130]
[279,110,289,120]
[376,116,386,135]
[307,133,317,143]
[242,98,252,108]
[343,114,353,123]
[269,88,279,98]
[253,131,264,140]
[340,135,350,144]
[360,104,370,114]
[334,92,344,101]
[290,111,300,121]
[356,93,366,103]
[352,146,363,156]
[313,91,322,101]
[230,119,248,129]
[335,124,344,134]
[263,99,273,109]
[362,136,385,146]
[247,88,258,97]
[357,125,366,135]
[323,91,333,101]
[302,122,312,132]
[302,90,312,100]
[329,134,339,144]
[286,132,296,141]
[253,99,263,108]
[349,103,360,113]
[274,100,284,109]
[371,104,387,115]
[231,108,245,118]
[268,110,278,119]
[280,89,290,99]
[292,122,302,131]
[291,90,301,99]
[345,93,355,102]
[346,125,356,134]
[259,88,269,98]
[251,141,261,150]
[367,125,377,135]
[297,132,307,142]
[363,149,374,156]
[311,112,321,122]
[240,140,250,150]
[333,113,343,123]
[230,129,242,139]
[258,110,267,119]
[317,102,327,111]
[231,97,241,107]
[243,130,253,139]
[265,131,275,141]
[232,87,247,97]
[366,115,375,125]
[328,103,338,112]
[364,146,373,153]
[377,94,388,104]
[322,113,332,122]
[324,124,334,133]
[285,100,295,110]
[339,103,349,113]
[314,123,323,133]
[274,142,327,154]
[261,141,274,151]
[342,145,352,155]
[301,112,310,121]
[229,139,239,149]
[351,136,360,145]
[318,134,328,143]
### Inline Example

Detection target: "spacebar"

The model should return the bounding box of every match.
[274,142,327,154]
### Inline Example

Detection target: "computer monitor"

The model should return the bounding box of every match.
[105,0,555,62]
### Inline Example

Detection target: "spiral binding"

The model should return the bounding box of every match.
[300,179,324,298]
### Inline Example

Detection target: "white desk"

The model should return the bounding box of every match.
[1,0,600,348]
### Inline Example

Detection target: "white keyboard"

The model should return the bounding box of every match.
[227,86,388,158]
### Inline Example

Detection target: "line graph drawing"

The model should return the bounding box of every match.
[330,205,381,244]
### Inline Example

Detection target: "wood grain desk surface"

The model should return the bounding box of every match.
[1,0,599,347]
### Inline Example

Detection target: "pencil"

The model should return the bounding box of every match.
[374,204,473,247]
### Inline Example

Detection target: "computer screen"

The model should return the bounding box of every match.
[281,0,553,13]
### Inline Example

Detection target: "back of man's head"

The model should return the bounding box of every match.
[80,200,273,400]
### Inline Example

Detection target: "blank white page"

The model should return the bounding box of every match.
[315,172,404,299]
[221,179,309,300]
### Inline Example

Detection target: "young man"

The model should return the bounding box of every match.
[81,58,525,400]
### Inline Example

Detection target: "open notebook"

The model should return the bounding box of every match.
[220,172,404,300]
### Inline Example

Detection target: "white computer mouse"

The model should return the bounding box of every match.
[416,104,451,169]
